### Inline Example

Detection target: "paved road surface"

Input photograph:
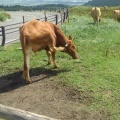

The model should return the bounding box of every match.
[0,11,58,45]
[0,11,57,25]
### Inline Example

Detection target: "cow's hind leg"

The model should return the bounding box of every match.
[22,47,32,83]
[51,51,58,68]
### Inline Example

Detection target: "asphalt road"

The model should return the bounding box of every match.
[0,11,58,45]
[1,11,57,25]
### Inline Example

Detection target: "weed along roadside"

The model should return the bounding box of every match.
[0,6,120,120]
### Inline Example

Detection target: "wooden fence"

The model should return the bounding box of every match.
[0,9,69,46]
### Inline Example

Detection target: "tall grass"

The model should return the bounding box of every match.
[0,7,120,119]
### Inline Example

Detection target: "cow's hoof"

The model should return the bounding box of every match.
[47,61,52,65]
[26,80,32,84]
[54,65,59,68]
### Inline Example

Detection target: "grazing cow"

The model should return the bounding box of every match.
[19,20,78,83]
[91,7,101,25]
[113,10,120,22]
[103,6,107,11]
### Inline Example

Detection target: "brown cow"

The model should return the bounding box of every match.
[113,10,120,22]
[19,20,78,83]
[91,7,101,25]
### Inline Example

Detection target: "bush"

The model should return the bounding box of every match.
[0,12,11,21]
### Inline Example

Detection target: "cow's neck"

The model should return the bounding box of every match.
[55,26,68,47]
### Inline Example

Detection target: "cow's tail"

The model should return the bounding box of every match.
[19,27,26,55]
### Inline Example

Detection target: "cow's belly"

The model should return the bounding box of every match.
[31,44,47,53]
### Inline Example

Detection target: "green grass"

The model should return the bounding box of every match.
[59,15,120,119]
[0,7,120,119]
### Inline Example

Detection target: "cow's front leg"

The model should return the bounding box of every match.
[22,47,32,84]
[46,50,52,65]
[49,46,65,67]
[49,46,65,52]
[54,46,65,51]
[94,19,96,24]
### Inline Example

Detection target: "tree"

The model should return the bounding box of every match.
[84,0,120,6]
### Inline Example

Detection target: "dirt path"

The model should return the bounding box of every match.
[0,69,98,120]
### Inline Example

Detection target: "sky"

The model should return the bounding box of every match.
[0,0,91,5]
[0,0,90,2]
[0,0,90,1]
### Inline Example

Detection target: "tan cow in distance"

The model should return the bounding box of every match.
[113,10,120,22]
[19,20,78,83]
[91,7,101,25]
[103,6,108,11]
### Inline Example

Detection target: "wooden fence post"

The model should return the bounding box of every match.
[63,11,66,22]
[22,16,25,24]
[60,11,63,25]
[66,9,68,19]
[55,14,58,25]
[44,12,47,21]
[67,9,69,23]
[1,26,5,46]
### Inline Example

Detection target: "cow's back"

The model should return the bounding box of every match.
[91,7,101,19]
[20,20,53,40]
[113,10,120,20]
[19,20,57,52]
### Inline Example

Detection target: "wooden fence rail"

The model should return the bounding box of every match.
[0,9,69,46]
[0,104,57,120]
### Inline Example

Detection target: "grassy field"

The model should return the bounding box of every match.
[69,6,120,18]
[0,6,120,120]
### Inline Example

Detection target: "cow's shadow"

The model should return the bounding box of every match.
[0,66,69,94]
[87,22,95,25]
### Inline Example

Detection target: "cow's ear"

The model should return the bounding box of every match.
[69,35,75,41]
[68,35,72,40]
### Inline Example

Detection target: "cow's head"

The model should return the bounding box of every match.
[64,36,78,59]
